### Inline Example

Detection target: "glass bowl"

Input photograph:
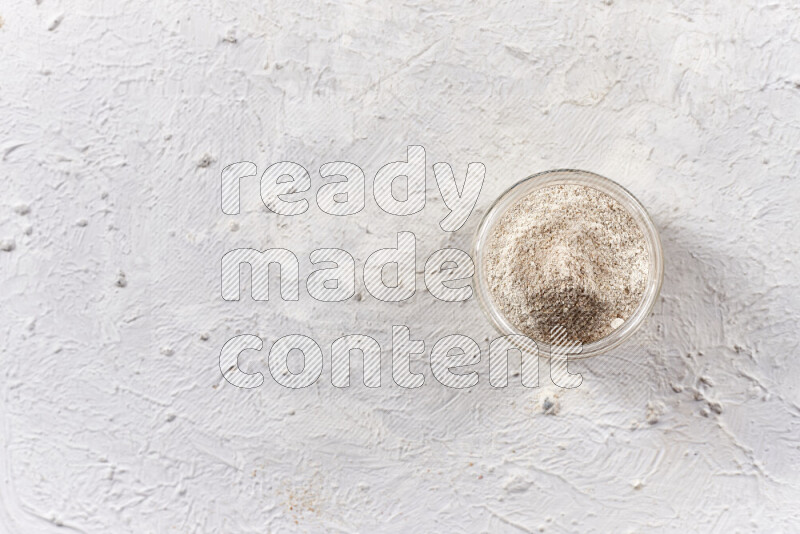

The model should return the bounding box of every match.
[472,169,663,359]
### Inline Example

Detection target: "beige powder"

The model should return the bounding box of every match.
[485,184,649,344]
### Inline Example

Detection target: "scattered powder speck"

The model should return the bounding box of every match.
[196,154,215,168]
[47,14,63,32]
[485,184,649,344]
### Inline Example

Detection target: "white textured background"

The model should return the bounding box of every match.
[2,0,799,532]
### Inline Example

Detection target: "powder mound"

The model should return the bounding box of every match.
[485,184,649,345]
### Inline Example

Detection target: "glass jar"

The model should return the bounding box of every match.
[472,169,664,359]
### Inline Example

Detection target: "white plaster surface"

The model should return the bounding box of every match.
[1,0,800,532]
